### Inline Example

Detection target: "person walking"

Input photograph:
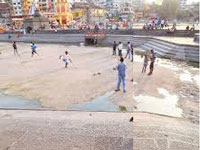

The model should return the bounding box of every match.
[125,42,131,59]
[117,42,123,57]
[115,57,126,93]
[148,49,156,75]
[12,41,19,56]
[113,41,117,55]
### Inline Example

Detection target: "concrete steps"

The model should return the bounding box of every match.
[138,38,199,63]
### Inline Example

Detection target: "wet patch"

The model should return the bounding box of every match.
[70,91,120,112]
[134,88,183,117]
[0,93,41,109]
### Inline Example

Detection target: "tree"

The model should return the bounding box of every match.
[158,0,179,20]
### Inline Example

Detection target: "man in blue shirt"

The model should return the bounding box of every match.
[115,57,126,93]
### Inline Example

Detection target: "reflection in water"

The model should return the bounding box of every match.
[0,93,41,109]
[134,88,183,117]
[70,91,120,112]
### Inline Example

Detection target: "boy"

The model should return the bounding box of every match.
[59,51,72,68]
[13,41,19,56]
[31,42,39,57]
[115,57,126,93]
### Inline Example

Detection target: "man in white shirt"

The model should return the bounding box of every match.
[118,42,123,57]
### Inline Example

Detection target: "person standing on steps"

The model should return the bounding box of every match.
[13,41,19,56]
[125,42,131,59]
[117,42,123,57]
[113,41,117,55]
[115,57,126,93]
[148,49,156,75]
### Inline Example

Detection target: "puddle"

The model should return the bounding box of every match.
[134,88,183,117]
[179,70,193,82]
[70,91,120,112]
[0,93,42,109]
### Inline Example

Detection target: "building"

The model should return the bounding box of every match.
[38,0,55,13]
[71,2,106,23]
[55,0,73,25]
[21,0,33,16]
[23,9,50,32]
[0,3,12,27]
[12,0,23,16]
[133,0,144,11]
[0,0,12,6]
[179,0,187,10]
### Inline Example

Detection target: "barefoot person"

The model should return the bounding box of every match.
[31,42,39,57]
[12,41,19,56]
[115,57,126,93]
[142,53,149,73]
[148,49,156,75]
[59,51,72,68]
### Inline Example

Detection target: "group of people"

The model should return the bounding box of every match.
[12,41,39,57]
[113,41,156,93]
[113,41,134,62]
[11,41,156,94]
[143,19,169,30]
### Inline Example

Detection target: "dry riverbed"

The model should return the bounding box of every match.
[0,42,199,124]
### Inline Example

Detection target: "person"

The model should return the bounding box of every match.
[113,41,117,55]
[131,44,134,62]
[115,57,126,93]
[31,42,39,57]
[148,49,156,75]
[59,51,72,68]
[117,42,123,57]
[161,19,165,29]
[12,41,19,56]
[125,42,131,59]
[186,25,190,31]
[142,53,149,73]
[190,24,195,31]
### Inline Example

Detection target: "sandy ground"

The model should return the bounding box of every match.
[0,42,199,123]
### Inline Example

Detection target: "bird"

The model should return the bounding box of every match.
[129,117,134,122]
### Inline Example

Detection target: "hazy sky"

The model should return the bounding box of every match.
[146,0,200,4]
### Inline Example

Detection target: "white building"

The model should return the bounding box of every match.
[179,0,187,9]
[12,0,22,16]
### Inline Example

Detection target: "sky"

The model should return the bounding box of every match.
[146,0,200,4]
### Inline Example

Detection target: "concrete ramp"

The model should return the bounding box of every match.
[0,110,199,150]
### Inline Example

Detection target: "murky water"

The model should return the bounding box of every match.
[0,93,41,109]
[134,88,183,117]
[70,91,120,112]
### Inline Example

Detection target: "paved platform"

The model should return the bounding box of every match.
[0,110,199,150]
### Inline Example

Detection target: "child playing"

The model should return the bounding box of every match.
[59,51,72,68]
[31,42,39,57]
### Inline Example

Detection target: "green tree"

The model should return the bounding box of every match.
[158,0,179,20]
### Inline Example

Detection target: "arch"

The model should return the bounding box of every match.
[26,26,32,33]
